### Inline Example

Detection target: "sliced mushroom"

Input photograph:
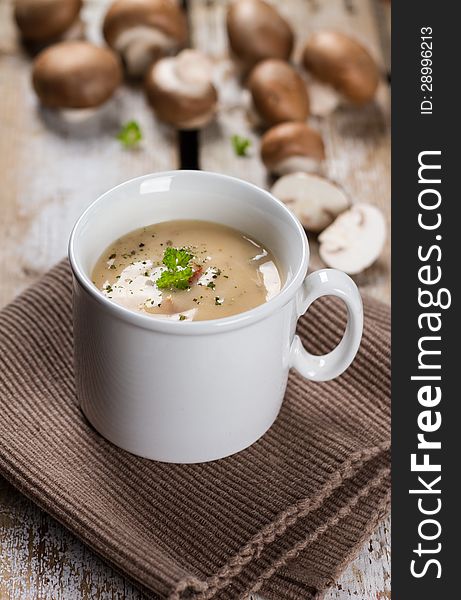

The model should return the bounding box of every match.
[145,49,218,129]
[302,31,379,106]
[318,203,386,274]
[271,173,349,233]
[227,0,294,72]
[260,122,325,175]
[14,0,82,43]
[247,59,309,127]
[32,41,123,108]
[103,0,188,77]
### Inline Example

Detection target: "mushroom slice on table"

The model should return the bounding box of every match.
[14,0,82,43]
[226,0,294,73]
[271,173,349,233]
[32,41,123,109]
[318,203,386,274]
[145,49,218,129]
[260,122,325,176]
[103,0,188,77]
[247,59,310,127]
[302,31,380,106]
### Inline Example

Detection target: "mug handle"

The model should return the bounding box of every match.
[289,269,363,382]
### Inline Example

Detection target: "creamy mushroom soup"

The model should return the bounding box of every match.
[92,220,282,321]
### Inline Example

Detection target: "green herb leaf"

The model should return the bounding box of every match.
[117,120,143,148]
[156,267,193,290]
[162,247,193,270]
[155,247,196,290]
[231,134,251,157]
[179,314,186,321]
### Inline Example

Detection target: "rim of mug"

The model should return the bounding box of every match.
[68,170,309,335]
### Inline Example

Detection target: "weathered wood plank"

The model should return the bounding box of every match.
[0,479,142,600]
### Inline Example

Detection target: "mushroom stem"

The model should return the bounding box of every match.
[103,0,188,77]
[145,49,218,129]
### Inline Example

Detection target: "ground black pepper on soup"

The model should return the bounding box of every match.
[92,220,282,321]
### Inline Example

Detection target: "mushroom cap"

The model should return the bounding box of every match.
[302,31,379,105]
[248,59,310,126]
[32,41,123,109]
[145,49,218,129]
[260,122,325,175]
[14,0,82,42]
[318,203,386,274]
[103,0,187,47]
[271,172,349,233]
[227,0,294,71]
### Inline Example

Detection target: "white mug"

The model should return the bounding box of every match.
[69,171,363,463]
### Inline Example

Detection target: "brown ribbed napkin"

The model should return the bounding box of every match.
[0,261,390,600]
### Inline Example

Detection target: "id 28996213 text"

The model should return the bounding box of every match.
[420,27,433,115]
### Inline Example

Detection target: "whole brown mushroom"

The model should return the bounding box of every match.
[248,59,309,127]
[227,0,294,72]
[32,41,123,109]
[302,31,379,106]
[261,122,325,175]
[145,49,218,129]
[103,0,188,77]
[14,0,82,43]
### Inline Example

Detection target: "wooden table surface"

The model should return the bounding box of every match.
[0,0,391,598]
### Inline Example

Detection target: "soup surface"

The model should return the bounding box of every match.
[92,220,282,321]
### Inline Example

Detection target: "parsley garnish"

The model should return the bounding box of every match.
[179,314,186,321]
[162,246,193,269]
[117,120,143,148]
[231,134,251,157]
[156,269,193,289]
[156,247,194,290]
